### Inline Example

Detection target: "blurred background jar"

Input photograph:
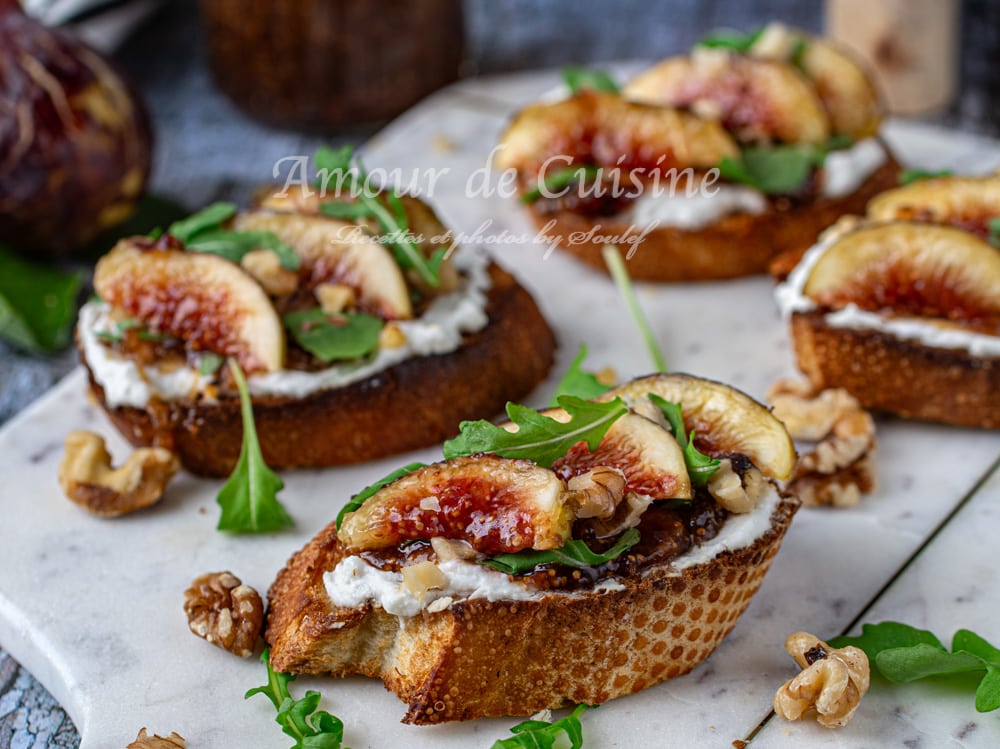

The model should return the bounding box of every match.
[826,0,960,115]
[198,0,465,129]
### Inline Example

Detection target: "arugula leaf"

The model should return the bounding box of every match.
[648,394,720,485]
[167,203,301,271]
[549,344,612,406]
[198,352,225,376]
[521,165,600,204]
[563,65,619,94]
[0,246,81,353]
[283,309,383,362]
[247,648,351,749]
[335,462,426,529]
[696,27,765,53]
[831,621,1000,713]
[987,217,1000,249]
[167,202,237,243]
[216,360,293,533]
[482,528,639,575]
[314,146,440,288]
[899,168,954,186]
[720,146,819,195]
[491,704,592,749]
[601,245,668,373]
[443,395,628,468]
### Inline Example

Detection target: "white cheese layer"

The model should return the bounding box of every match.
[775,230,1000,357]
[821,138,887,199]
[628,184,767,230]
[79,250,492,408]
[324,484,782,618]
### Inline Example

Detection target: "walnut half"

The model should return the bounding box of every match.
[127,728,186,748]
[774,631,870,728]
[58,431,179,517]
[184,571,263,658]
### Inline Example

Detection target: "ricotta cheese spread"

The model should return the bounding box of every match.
[80,249,493,408]
[821,138,887,199]
[324,484,782,618]
[775,229,1000,357]
[628,183,767,231]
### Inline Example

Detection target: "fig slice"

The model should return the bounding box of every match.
[867,175,1000,235]
[603,374,797,481]
[796,39,882,140]
[801,222,1000,323]
[337,456,572,555]
[233,211,413,320]
[496,90,739,176]
[93,238,284,373]
[624,54,830,145]
[551,412,692,501]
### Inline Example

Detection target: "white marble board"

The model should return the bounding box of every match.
[1,70,999,749]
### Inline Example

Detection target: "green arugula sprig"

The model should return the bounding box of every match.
[491,704,593,749]
[563,66,619,94]
[335,462,426,529]
[649,395,720,486]
[829,622,1000,712]
[283,308,383,363]
[216,360,294,533]
[522,164,600,204]
[314,146,442,288]
[986,217,1000,249]
[482,528,639,575]
[602,245,668,373]
[168,202,301,271]
[443,395,628,468]
[198,352,225,376]
[549,344,613,405]
[899,168,954,186]
[696,27,766,54]
[247,648,351,749]
[719,137,853,196]
[0,246,81,353]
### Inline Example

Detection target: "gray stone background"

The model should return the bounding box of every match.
[1,0,998,746]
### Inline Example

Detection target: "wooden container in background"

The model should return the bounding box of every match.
[825,0,959,115]
[198,0,464,129]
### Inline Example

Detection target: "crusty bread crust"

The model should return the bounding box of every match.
[265,495,799,724]
[791,312,1000,429]
[83,263,556,476]
[531,156,900,282]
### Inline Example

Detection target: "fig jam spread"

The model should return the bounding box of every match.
[358,487,733,594]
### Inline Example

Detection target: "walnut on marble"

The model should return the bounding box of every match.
[774,631,870,728]
[767,378,877,507]
[184,571,263,658]
[127,728,187,748]
[58,431,180,517]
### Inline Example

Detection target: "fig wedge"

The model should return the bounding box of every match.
[797,39,882,140]
[867,175,1000,235]
[551,412,692,501]
[603,374,797,481]
[233,211,413,319]
[496,90,739,176]
[93,238,284,373]
[624,54,830,145]
[802,222,1000,324]
[337,456,571,554]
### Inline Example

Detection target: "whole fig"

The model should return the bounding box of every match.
[0,0,153,255]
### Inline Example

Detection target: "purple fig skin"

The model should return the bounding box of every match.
[0,0,153,255]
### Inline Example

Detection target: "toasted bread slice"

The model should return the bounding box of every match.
[82,262,556,476]
[266,374,800,723]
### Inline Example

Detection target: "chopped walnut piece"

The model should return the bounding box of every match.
[774,631,870,728]
[315,282,357,314]
[566,466,627,519]
[707,459,767,514]
[768,378,877,507]
[378,321,407,349]
[184,571,263,658]
[241,249,299,296]
[59,431,179,517]
[127,728,187,748]
[401,561,448,600]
